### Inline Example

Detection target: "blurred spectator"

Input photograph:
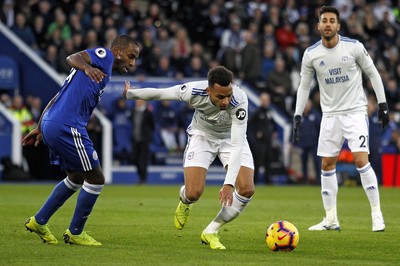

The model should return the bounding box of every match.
[0,0,15,27]
[295,99,321,184]
[44,44,59,71]
[218,18,245,74]
[122,0,142,28]
[131,99,155,184]
[72,0,91,29]
[9,95,35,178]
[28,96,42,125]
[177,103,195,150]
[248,92,277,184]
[155,55,176,78]
[68,13,84,36]
[33,0,53,26]
[183,56,208,78]
[32,15,47,52]
[275,20,298,52]
[261,41,276,81]
[385,78,400,112]
[89,15,105,44]
[0,93,12,108]
[111,97,132,165]
[46,9,71,42]
[240,30,262,88]
[58,38,76,74]
[373,0,395,22]
[83,28,99,48]
[266,5,281,28]
[155,27,174,58]
[104,27,118,48]
[200,3,227,56]
[172,27,192,60]
[140,28,156,74]
[189,42,208,67]
[72,31,84,51]
[11,12,37,50]
[266,57,292,115]
[154,100,179,152]
[284,0,300,24]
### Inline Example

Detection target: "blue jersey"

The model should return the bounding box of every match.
[43,47,113,128]
[40,47,113,172]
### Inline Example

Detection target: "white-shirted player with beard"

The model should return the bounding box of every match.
[293,6,389,232]
[124,66,254,249]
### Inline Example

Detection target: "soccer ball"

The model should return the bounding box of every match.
[266,220,299,251]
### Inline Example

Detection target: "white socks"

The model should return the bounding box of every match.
[321,170,338,223]
[358,163,381,213]
[203,191,252,234]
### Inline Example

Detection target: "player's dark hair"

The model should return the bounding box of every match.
[208,66,233,87]
[319,6,340,22]
[111,34,139,49]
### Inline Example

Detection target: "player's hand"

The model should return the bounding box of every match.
[22,127,42,147]
[123,80,131,99]
[377,102,389,130]
[293,115,302,144]
[219,184,234,207]
[85,67,106,83]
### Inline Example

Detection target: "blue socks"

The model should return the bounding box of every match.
[35,177,81,225]
[69,181,103,235]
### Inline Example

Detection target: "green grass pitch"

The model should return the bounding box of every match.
[0,184,399,265]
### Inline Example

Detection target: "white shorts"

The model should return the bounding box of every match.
[317,113,370,157]
[183,130,254,170]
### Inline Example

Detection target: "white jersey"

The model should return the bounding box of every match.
[125,80,249,185]
[295,35,386,116]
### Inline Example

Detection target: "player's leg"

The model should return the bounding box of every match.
[201,139,254,249]
[174,133,215,230]
[63,167,104,246]
[174,166,207,230]
[353,152,385,232]
[347,113,385,232]
[201,165,254,249]
[309,116,341,231]
[308,156,341,231]
[25,121,82,244]
[25,174,82,244]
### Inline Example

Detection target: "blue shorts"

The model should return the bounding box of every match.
[41,120,100,172]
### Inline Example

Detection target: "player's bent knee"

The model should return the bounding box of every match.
[237,187,255,199]
[84,166,105,185]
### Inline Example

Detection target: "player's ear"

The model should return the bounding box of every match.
[112,47,121,58]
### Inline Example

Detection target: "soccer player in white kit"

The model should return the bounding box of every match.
[124,66,255,249]
[293,6,389,232]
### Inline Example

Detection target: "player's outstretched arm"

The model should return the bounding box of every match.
[124,80,182,101]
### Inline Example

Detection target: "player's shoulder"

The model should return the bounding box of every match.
[231,83,247,106]
[339,35,359,45]
[86,46,113,60]
[305,40,322,53]
[183,80,208,95]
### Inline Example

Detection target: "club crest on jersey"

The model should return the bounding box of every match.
[236,108,246,120]
[180,85,187,93]
[187,151,194,160]
[93,151,98,161]
[342,56,348,63]
[95,48,107,58]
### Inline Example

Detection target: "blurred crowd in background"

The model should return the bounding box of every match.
[1,0,400,184]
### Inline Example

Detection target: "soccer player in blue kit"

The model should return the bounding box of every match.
[23,35,140,246]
